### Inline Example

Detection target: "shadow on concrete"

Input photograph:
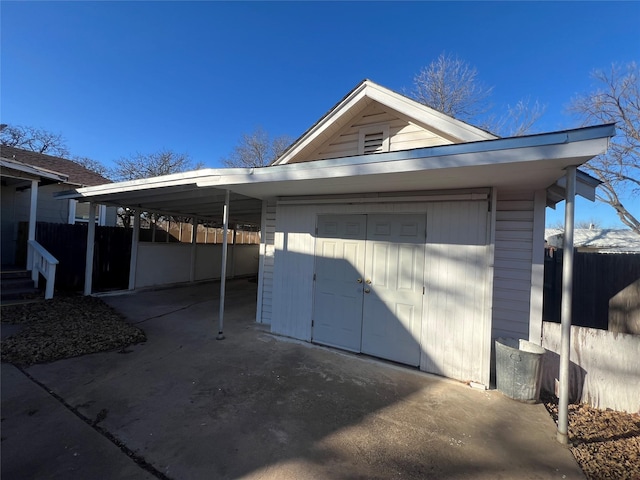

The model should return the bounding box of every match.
[1,278,585,480]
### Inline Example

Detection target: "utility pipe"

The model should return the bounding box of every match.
[557,165,576,444]
[217,190,230,340]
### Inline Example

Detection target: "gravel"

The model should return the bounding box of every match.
[543,394,640,479]
[1,295,146,366]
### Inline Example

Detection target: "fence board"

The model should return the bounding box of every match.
[18,222,132,292]
[543,250,640,330]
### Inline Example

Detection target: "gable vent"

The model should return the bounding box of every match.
[358,123,390,155]
[363,132,385,154]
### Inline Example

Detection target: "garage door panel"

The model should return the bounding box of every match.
[362,214,425,366]
[313,215,366,352]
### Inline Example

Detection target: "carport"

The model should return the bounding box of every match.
[57,124,614,443]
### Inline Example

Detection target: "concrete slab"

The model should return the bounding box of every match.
[1,363,155,480]
[4,279,585,479]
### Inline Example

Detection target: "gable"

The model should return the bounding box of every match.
[294,101,457,163]
[273,80,497,166]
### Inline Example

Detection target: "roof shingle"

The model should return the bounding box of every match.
[0,145,111,187]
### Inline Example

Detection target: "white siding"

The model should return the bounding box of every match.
[542,322,640,413]
[270,195,492,385]
[14,184,71,225]
[301,103,454,162]
[257,200,276,324]
[271,204,317,341]
[491,191,535,341]
[135,243,259,289]
[421,201,491,385]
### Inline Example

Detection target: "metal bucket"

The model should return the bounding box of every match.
[495,338,545,403]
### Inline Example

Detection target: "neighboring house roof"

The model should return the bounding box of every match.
[272,79,498,166]
[0,145,110,187]
[0,156,69,183]
[546,229,640,253]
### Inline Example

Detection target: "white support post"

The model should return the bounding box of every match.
[190,218,197,283]
[230,226,237,279]
[84,202,96,296]
[27,180,38,270]
[217,190,230,340]
[557,166,577,445]
[255,200,267,324]
[128,211,140,290]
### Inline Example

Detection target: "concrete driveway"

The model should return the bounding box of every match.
[2,279,584,479]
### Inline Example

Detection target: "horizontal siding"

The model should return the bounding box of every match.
[259,201,276,324]
[14,184,70,224]
[491,191,535,342]
[305,103,452,162]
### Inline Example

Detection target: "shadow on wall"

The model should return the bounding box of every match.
[540,348,587,404]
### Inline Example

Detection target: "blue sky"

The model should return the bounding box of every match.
[2,1,638,228]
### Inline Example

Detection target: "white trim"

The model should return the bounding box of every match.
[272,80,497,165]
[277,193,488,206]
[482,187,497,385]
[68,199,77,224]
[529,189,547,344]
[84,201,96,296]
[128,212,140,290]
[55,125,614,204]
[255,200,267,324]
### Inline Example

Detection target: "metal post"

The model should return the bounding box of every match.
[26,180,38,270]
[190,218,197,283]
[557,166,577,444]
[83,202,96,296]
[217,190,230,340]
[128,211,140,290]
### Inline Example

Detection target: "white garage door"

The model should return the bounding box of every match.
[312,214,425,366]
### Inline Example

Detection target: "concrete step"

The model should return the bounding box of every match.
[1,270,42,304]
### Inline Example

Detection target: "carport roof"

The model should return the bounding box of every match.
[56,124,615,225]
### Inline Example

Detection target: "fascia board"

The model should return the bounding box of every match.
[1,158,69,183]
[273,80,496,165]
[197,137,611,189]
[272,84,369,165]
[57,124,614,202]
[365,83,497,142]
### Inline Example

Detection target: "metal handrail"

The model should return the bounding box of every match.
[27,240,59,300]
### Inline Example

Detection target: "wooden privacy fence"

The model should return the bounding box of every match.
[18,222,132,292]
[543,249,640,331]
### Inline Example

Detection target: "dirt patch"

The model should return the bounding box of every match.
[1,295,146,366]
[543,395,640,479]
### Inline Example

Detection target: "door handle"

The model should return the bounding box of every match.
[366,279,371,284]
[364,288,371,293]
[357,278,363,283]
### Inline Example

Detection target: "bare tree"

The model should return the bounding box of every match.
[110,148,203,181]
[72,155,111,179]
[110,149,204,228]
[411,53,493,123]
[489,98,547,137]
[222,127,293,168]
[569,62,640,234]
[0,124,70,157]
[410,53,545,136]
